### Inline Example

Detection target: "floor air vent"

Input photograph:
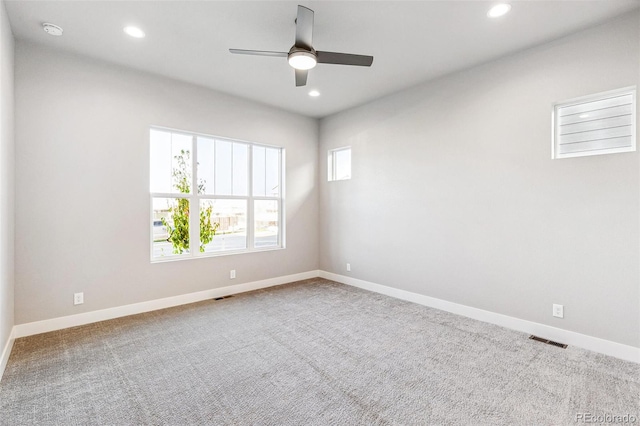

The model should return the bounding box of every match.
[529,335,568,349]
[214,295,234,301]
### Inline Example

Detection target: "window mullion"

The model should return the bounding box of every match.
[248,145,254,249]
[199,194,248,201]
[190,135,199,256]
[278,149,284,247]
[212,139,216,195]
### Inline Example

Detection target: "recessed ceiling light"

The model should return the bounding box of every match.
[309,90,320,97]
[487,3,511,18]
[123,26,145,38]
[42,23,63,36]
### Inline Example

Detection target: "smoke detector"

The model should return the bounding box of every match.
[42,23,63,36]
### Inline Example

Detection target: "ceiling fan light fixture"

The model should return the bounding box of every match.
[288,50,317,70]
[229,6,373,87]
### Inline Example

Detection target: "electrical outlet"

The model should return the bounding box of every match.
[552,304,564,318]
[230,270,236,279]
[346,263,351,272]
[74,292,84,305]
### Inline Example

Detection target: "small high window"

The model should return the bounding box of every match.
[553,87,636,159]
[328,147,351,181]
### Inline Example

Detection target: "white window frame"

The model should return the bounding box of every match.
[552,86,636,159]
[328,146,351,181]
[150,127,285,262]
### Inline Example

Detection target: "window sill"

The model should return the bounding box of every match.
[150,246,285,263]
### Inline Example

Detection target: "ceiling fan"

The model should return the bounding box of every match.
[229,5,374,87]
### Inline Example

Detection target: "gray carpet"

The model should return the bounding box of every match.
[1,278,638,425]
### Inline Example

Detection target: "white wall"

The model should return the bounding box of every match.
[14,42,319,324]
[319,12,640,348]
[0,0,15,366]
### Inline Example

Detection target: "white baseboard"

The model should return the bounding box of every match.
[13,270,319,339]
[0,328,15,382]
[319,271,640,364]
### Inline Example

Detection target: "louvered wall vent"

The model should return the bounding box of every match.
[529,335,568,349]
[553,87,636,159]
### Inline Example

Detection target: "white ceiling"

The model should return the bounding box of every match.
[5,0,639,118]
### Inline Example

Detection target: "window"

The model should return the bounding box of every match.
[328,147,351,181]
[552,87,636,159]
[150,128,284,261]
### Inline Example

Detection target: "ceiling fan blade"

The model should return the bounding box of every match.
[295,69,308,87]
[229,49,288,58]
[295,5,314,49]
[317,51,374,67]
